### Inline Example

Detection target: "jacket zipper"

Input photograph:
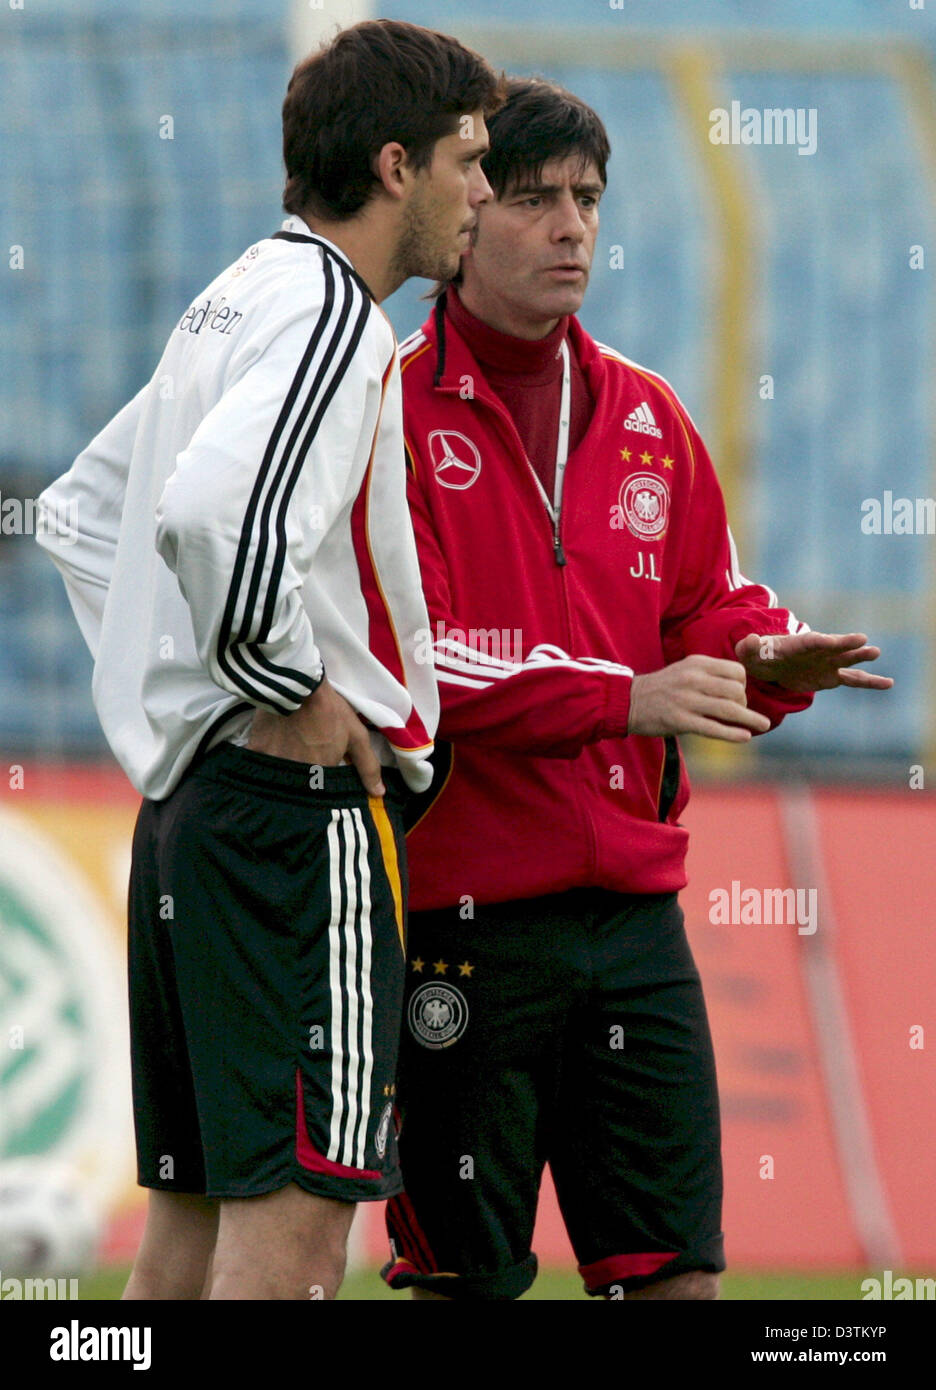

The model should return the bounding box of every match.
[436,356,599,875]
[460,377,570,575]
[448,336,571,568]
[523,458,567,567]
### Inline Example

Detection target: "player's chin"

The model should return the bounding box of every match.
[419,247,462,284]
[540,282,588,317]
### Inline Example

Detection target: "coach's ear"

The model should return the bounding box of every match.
[373,142,410,201]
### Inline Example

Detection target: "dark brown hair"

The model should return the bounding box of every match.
[283,19,504,221]
[479,76,610,198]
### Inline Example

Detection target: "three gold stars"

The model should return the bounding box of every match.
[620,446,675,470]
[410,958,474,977]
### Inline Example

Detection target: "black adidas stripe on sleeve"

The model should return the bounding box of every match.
[216,252,372,711]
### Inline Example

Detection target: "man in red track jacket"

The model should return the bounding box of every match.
[382,78,892,1302]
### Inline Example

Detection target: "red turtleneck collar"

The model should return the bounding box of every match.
[440,287,592,500]
[445,287,569,382]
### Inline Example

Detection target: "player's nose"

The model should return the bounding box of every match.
[470,164,494,207]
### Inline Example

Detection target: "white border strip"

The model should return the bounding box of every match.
[780,784,902,1268]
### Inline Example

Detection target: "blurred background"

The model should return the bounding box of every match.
[1,0,933,1298]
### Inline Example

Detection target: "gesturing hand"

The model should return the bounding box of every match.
[735,632,894,694]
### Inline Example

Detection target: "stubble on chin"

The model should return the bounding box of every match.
[390,196,460,287]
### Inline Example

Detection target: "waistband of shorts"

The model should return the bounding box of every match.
[189,743,408,804]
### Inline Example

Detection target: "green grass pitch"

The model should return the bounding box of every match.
[77,1265,867,1300]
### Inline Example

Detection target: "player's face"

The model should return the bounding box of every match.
[459,154,603,338]
[393,113,492,285]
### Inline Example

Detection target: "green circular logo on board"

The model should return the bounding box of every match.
[0,807,131,1207]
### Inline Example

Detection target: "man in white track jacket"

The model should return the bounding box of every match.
[35,19,502,1301]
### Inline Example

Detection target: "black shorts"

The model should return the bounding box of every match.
[128,744,409,1202]
[382,889,724,1298]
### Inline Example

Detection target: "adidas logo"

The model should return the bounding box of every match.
[623,402,663,439]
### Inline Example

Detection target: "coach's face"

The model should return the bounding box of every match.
[395,112,493,285]
[459,153,603,339]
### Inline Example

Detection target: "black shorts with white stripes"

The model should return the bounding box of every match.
[128,743,409,1202]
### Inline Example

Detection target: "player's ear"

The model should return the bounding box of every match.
[373,142,410,202]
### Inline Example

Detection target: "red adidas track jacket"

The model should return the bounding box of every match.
[400,304,812,910]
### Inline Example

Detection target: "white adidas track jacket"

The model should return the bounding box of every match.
[36,218,438,797]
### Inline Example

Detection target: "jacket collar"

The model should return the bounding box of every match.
[426,290,606,400]
[273,215,375,300]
